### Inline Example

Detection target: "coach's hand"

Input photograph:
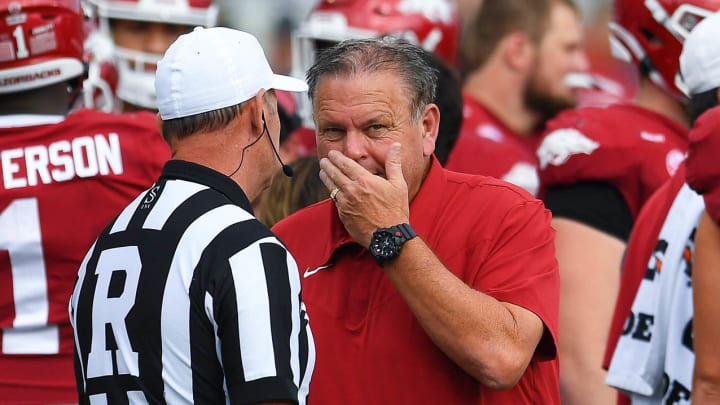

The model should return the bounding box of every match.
[319,143,409,247]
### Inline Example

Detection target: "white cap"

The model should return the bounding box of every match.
[156,27,308,120]
[679,11,720,97]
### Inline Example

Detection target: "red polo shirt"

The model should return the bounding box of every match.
[273,159,560,404]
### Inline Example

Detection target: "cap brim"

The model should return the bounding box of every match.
[271,74,308,93]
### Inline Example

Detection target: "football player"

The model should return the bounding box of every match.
[604,11,720,404]
[534,1,720,403]
[687,106,720,405]
[444,0,589,196]
[84,0,218,111]
[0,0,170,402]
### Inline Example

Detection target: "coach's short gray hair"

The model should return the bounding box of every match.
[306,37,438,123]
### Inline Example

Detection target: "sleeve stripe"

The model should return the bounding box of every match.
[230,239,278,381]
[297,303,315,405]
[285,251,302,391]
[259,243,293,382]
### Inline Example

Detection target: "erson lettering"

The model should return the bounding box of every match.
[2,133,124,189]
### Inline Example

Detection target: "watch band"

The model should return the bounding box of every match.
[394,223,417,240]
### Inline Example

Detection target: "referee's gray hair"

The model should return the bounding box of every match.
[305,37,438,124]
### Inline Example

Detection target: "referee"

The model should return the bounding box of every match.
[70,27,315,404]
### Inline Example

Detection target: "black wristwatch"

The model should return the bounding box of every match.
[369,223,417,265]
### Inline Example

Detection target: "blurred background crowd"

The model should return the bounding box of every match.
[3,0,720,403]
[222,0,617,77]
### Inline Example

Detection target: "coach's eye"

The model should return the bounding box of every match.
[320,128,345,141]
[366,124,387,136]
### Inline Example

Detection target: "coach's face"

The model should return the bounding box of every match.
[313,70,439,201]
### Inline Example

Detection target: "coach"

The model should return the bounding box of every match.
[69,27,314,404]
[273,37,560,404]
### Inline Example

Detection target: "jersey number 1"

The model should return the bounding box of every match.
[0,198,58,354]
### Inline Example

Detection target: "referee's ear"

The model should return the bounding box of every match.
[249,89,267,135]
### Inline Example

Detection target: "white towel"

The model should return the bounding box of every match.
[606,183,704,404]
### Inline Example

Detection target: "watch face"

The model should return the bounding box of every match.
[371,230,399,260]
[369,224,416,264]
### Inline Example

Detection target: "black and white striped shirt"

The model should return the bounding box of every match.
[70,160,314,404]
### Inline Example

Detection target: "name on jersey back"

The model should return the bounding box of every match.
[1,133,123,190]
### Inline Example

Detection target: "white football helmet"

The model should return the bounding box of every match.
[86,0,218,109]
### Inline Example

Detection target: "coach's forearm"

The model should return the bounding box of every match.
[382,237,544,389]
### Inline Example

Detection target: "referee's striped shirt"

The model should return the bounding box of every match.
[69,160,315,404]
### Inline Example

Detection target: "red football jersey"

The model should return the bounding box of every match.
[537,104,688,218]
[0,109,169,403]
[445,94,540,195]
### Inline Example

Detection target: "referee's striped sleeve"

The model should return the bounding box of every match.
[231,239,280,380]
[219,236,314,403]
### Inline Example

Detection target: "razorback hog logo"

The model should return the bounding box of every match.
[537,128,600,169]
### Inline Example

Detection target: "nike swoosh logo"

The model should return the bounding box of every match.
[303,264,331,278]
